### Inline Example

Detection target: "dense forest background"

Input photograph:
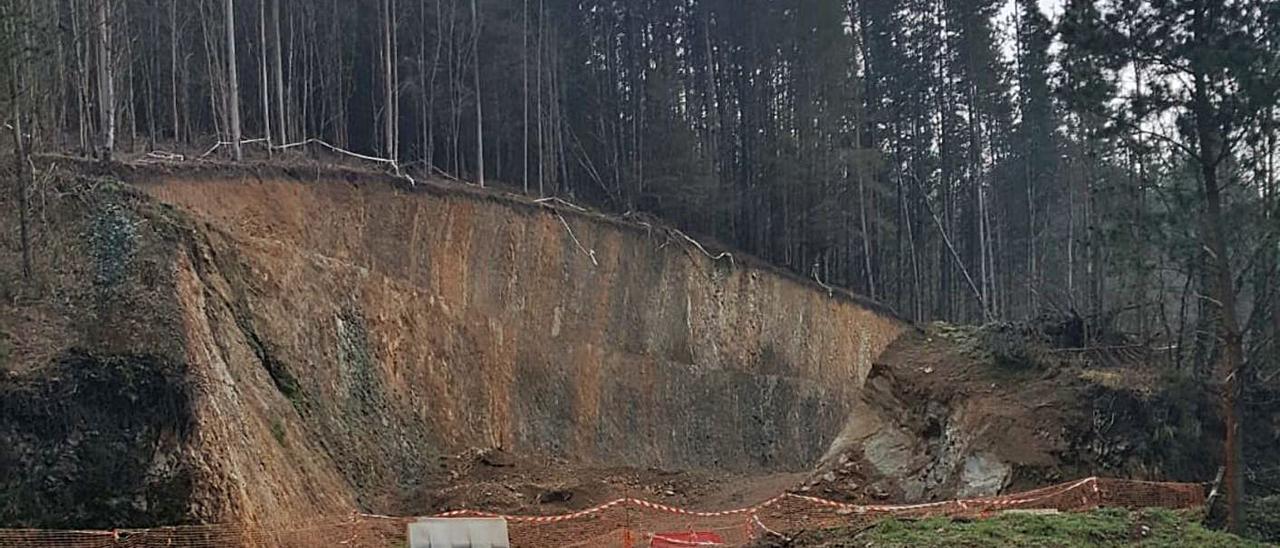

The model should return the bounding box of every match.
[0,0,1278,532]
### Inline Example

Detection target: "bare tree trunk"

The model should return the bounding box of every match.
[224,0,242,160]
[299,3,310,142]
[53,0,69,149]
[8,49,32,280]
[554,46,568,194]
[471,0,483,186]
[144,0,158,149]
[536,0,544,195]
[16,0,34,149]
[522,0,528,193]
[200,1,226,141]
[391,0,399,159]
[271,0,285,143]
[418,0,428,162]
[122,6,136,151]
[857,155,876,300]
[1067,149,1076,306]
[169,0,180,143]
[259,0,271,153]
[72,0,91,153]
[382,0,396,161]
[96,0,115,160]
[447,0,458,174]
[427,0,443,171]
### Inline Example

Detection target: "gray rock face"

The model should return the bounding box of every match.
[958,452,1012,497]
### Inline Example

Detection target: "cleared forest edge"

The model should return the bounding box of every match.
[0,163,905,528]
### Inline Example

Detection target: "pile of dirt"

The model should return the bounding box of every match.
[805,321,1219,504]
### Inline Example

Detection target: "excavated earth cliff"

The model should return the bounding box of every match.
[0,163,907,529]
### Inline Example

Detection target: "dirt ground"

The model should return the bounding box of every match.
[405,321,1179,519]
[400,447,808,516]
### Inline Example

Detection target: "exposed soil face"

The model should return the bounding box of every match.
[1,164,905,527]
[804,324,1222,505]
[2,164,1253,537]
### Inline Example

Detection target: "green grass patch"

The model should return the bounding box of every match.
[1246,495,1280,543]
[779,508,1268,547]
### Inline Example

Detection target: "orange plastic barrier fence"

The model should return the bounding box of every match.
[0,477,1205,548]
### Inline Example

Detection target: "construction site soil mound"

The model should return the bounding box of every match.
[803,324,1222,506]
[1,163,906,529]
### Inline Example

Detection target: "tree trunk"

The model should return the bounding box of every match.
[259,0,271,152]
[471,0,483,186]
[382,0,396,161]
[858,157,877,300]
[224,0,242,161]
[144,0,158,149]
[536,0,544,195]
[9,59,32,280]
[427,0,443,171]
[71,0,89,153]
[1196,74,1245,536]
[96,0,115,160]
[522,0,528,193]
[1186,3,1245,531]
[271,0,285,144]
[123,7,136,151]
[169,0,181,143]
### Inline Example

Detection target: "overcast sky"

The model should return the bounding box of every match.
[996,0,1069,67]
[1038,0,1066,19]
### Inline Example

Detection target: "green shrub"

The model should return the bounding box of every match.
[1244,495,1280,543]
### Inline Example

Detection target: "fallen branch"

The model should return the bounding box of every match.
[429,165,465,183]
[1205,466,1225,511]
[556,213,598,267]
[142,151,186,162]
[811,267,836,298]
[667,227,734,268]
[533,196,588,212]
[198,137,268,159]
[194,136,418,186]
[907,171,989,321]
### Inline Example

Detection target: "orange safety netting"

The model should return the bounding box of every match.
[0,477,1205,548]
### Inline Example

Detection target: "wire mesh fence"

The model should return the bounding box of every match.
[0,477,1205,547]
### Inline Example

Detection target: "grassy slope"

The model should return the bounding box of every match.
[779,509,1269,547]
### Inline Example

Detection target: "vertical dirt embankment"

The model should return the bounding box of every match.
[1,167,904,527]
[142,171,905,517]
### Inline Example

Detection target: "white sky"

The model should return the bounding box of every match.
[996,0,1069,74]
[1038,0,1066,20]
